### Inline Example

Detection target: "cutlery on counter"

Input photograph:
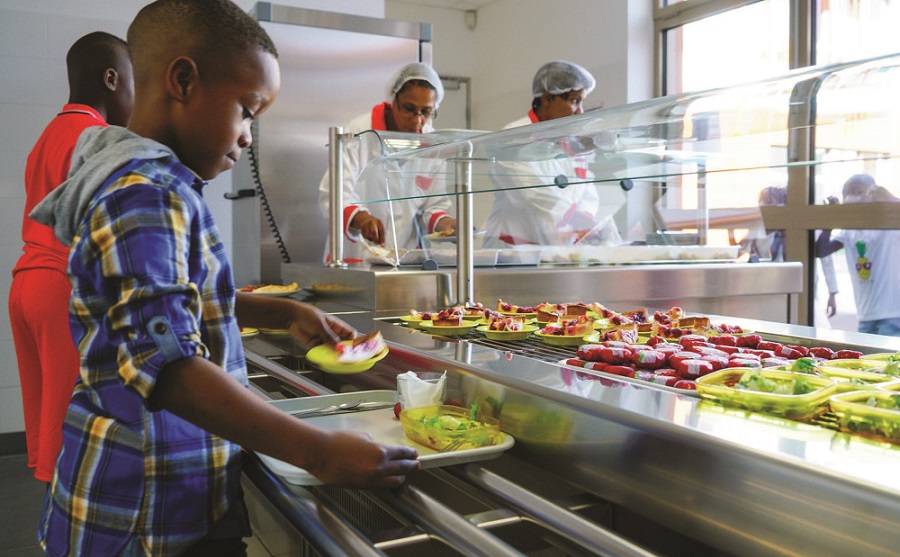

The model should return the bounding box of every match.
[289,400,395,417]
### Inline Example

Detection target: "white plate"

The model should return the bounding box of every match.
[245,289,299,298]
[257,394,515,485]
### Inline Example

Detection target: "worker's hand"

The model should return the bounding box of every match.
[826,292,837,318]
[351,212,385,246]
[285,302,355,348]
[306,430,420,488]
[826,195,840,205]
[434,217,456,234]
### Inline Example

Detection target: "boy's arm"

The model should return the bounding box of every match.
[815,228,843,258]
[235,292,356,346]
[150,355,420,488]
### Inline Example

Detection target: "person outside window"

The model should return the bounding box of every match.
[816,174,900,336]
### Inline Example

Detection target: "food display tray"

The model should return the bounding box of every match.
[256,391,515,486]
[830,390,900,444]
[696,369,837,420]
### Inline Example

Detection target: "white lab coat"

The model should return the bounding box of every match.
[318,105,452,263]
[482,114,621,247]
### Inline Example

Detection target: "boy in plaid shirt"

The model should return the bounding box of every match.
[31,1,419,555]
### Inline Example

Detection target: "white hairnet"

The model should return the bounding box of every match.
[386,62,444,107]
[532,60,596,97]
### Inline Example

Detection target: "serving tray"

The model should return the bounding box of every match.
[256,390,515,485]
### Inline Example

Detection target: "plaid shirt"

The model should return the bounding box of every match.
[40,156,248,556]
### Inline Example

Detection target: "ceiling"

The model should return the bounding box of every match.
[392,0,496,10]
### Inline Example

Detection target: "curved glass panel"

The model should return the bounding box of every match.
[342,52,900,263]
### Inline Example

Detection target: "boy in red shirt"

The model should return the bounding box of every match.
[8,31,133,482]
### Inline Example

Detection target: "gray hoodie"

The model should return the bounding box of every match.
[30,126,177,246]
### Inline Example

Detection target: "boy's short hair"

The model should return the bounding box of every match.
[66,31,128,86]
[127,0,277,83]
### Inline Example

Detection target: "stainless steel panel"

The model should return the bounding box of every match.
[283,261,802,323]
[231,6,429,285]
[243,318,900,556]
[368,321,900,557]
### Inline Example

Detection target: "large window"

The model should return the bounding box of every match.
[817,0,900,65]
[655,0,900,334]
[663,0,790,95]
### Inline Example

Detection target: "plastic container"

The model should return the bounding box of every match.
[696,369,836,420]
[430,249,498,267]
[496,246,542,266]
[876,379,900,392]
[860,352,900,362]
[823,359,889,374]
[766,362,895,393]
[399,405,503,452]
[829,390,900,444]
[818,364,896,392]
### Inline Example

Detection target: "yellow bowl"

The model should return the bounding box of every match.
[399,405,503,452]
[476,324,538,341]
[534,331,590,347]
[418,320,479,336]
[499,310,537,319]
[240,327,259,338]
[400,314,428,329]
[305,345,389,375]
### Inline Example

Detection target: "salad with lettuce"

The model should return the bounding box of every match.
[736,369,817,395]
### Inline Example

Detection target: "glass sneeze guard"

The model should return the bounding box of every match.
[346,53,900,279]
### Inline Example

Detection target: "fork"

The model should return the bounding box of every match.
[290,400,363,417]
[440,439,466,452]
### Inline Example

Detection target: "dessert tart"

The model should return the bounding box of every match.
[564,302,590,316]
[540,315,594,337]
[335,331,388,363]
[489,317,524,332]
[432,307,464,327]
[535,302,565,323]
[497,299,537,315]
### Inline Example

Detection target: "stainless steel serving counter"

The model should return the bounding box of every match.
[282,261,804,323]
[241,308,900,557]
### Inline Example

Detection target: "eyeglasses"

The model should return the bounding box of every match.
[553,91,585,109]
[395,99,436,120]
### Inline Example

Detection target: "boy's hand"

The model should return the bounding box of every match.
[286,303,355,347]
[307,430,420,488]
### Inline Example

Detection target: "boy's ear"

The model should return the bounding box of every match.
[167,57,199,102]
[103,68,118,92]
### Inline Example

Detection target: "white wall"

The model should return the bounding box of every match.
[0,0,652,437]
[387,0,653,131]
